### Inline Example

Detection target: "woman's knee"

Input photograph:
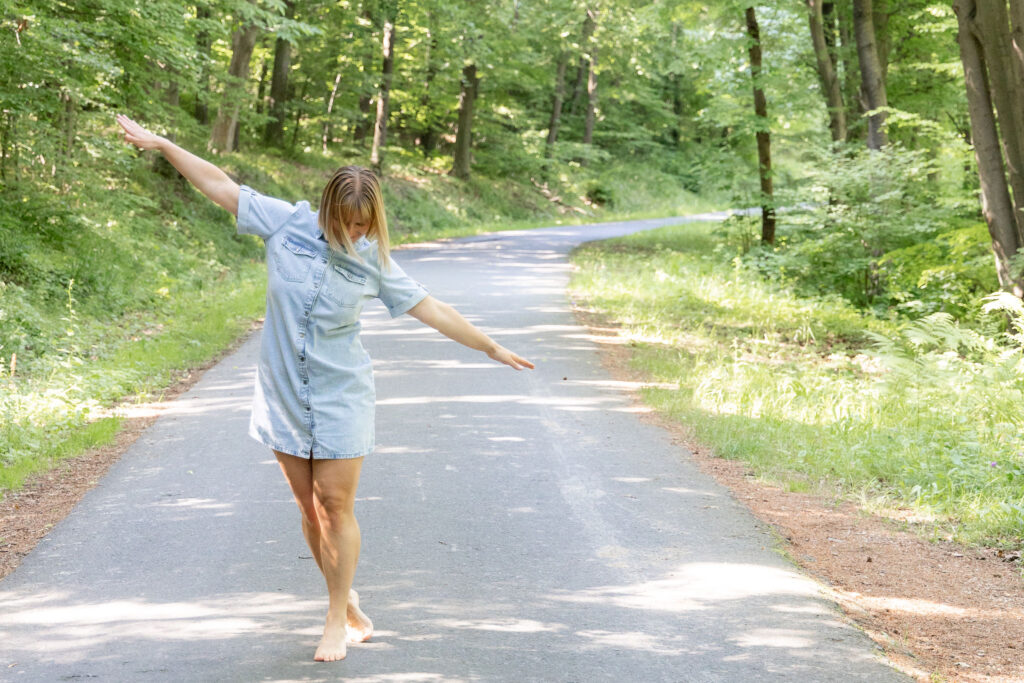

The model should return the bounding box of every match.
[313,490,357,526]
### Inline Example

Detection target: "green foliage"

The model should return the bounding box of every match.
[879,222,998,321]
[746,145,958,310]
[570,222,1024,546]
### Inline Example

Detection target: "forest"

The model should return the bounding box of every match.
[2,0,1024,550]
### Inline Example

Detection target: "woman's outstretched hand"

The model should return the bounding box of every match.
[116,114,165,151]
[487,345,535,371]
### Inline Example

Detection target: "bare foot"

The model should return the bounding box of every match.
[314,617,347,662]
[346,588,374,643]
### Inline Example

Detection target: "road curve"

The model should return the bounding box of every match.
[0,215,906,682]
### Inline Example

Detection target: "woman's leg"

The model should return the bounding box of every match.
[274,451,325,573]
[310,455,367,662]
[274,450,374,654]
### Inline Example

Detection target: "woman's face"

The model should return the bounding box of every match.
[346,218,370,241]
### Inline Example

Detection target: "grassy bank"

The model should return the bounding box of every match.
[0,142,714,496]
[569,222,1024,547]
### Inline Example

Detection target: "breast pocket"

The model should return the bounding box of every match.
[275,237,318,283]
[323,264,368,310]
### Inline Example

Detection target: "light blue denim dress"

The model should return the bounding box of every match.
[236,184,429,459]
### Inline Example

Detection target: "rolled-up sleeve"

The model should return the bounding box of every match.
[378,257,429,318]
[236,185,298,240]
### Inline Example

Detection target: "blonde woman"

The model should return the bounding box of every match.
[115,114,534,662]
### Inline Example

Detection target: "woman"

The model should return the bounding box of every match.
[115,114,534,662]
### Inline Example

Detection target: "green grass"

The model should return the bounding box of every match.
[0,262,266,492]
[569,222,1024,547]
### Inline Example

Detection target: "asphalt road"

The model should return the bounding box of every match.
[0,215,907,682]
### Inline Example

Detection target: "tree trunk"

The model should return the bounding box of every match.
[822,2,839,73]
[451,62,480,180]
[837,3,862,140]
[195,4,212,125]
[873,0,890,85]
[322,71,342,153]
[354,49,374,142]
[807,0,846,143]
[210,23,259,153]
[669,22,684,146]
[264,0,296,145]
[255,59,268,114]
[545,50,569,154]
[370,18,396,173]
[974,1,1024,236]
[852,0,887,149]
[419,13,439,157]
[746,7,775,246]
[581,45,598,164]
[290,79,306,151]
[953,0,1024,294]
[568,10,596,115]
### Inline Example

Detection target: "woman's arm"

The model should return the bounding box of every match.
[116,114,240,216]
[406,296,535,371]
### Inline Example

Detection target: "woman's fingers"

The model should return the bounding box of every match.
[493,347,534,370]
[115,114,160,149]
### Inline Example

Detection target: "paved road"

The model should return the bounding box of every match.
[0,216,906,682]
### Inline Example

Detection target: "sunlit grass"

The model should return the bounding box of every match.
[0,262,266,493]
[570,222,1024,547]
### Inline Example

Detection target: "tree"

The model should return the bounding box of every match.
[263,0,296,145]
[745,6,775,245]
[953,0,1024,294]
[807,0,846,143]
[451,62,480,179]
[370,4,399,173]
[852,0,887,149]
[210,21,260,153]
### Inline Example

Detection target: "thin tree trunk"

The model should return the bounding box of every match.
[545,51,569,153]
[568,10,596,115]
[852,0,887,149]
[837,3,861,140]
[746,6,775,245]
[419,13,439,157]
[290,79,306,151]
[210,23,259,153]
[255,59,268,114]
[669,22,684,146]
[354,49,374,142]
[581,44,598,162]
[195,4,212,125]
[370,18,396,172]
[953,0,1023,294]
[322,71,342,153]
[451,62,480,180]
[807,0,846,143]
[264,0,296,145]
[0,113,8,183]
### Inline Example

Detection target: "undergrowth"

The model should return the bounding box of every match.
[570,221,1024,547]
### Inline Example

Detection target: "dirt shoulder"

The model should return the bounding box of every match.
[571,305,1024,683]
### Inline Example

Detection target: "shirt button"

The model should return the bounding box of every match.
[299,355,305,361]
[303,379,308,385]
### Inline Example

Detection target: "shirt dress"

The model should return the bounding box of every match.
[236,184,429,459]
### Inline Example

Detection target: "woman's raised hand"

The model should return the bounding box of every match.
[487,345,535,371]
[116,114,165,151]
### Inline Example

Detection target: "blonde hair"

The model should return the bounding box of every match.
[318,165,391,270]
